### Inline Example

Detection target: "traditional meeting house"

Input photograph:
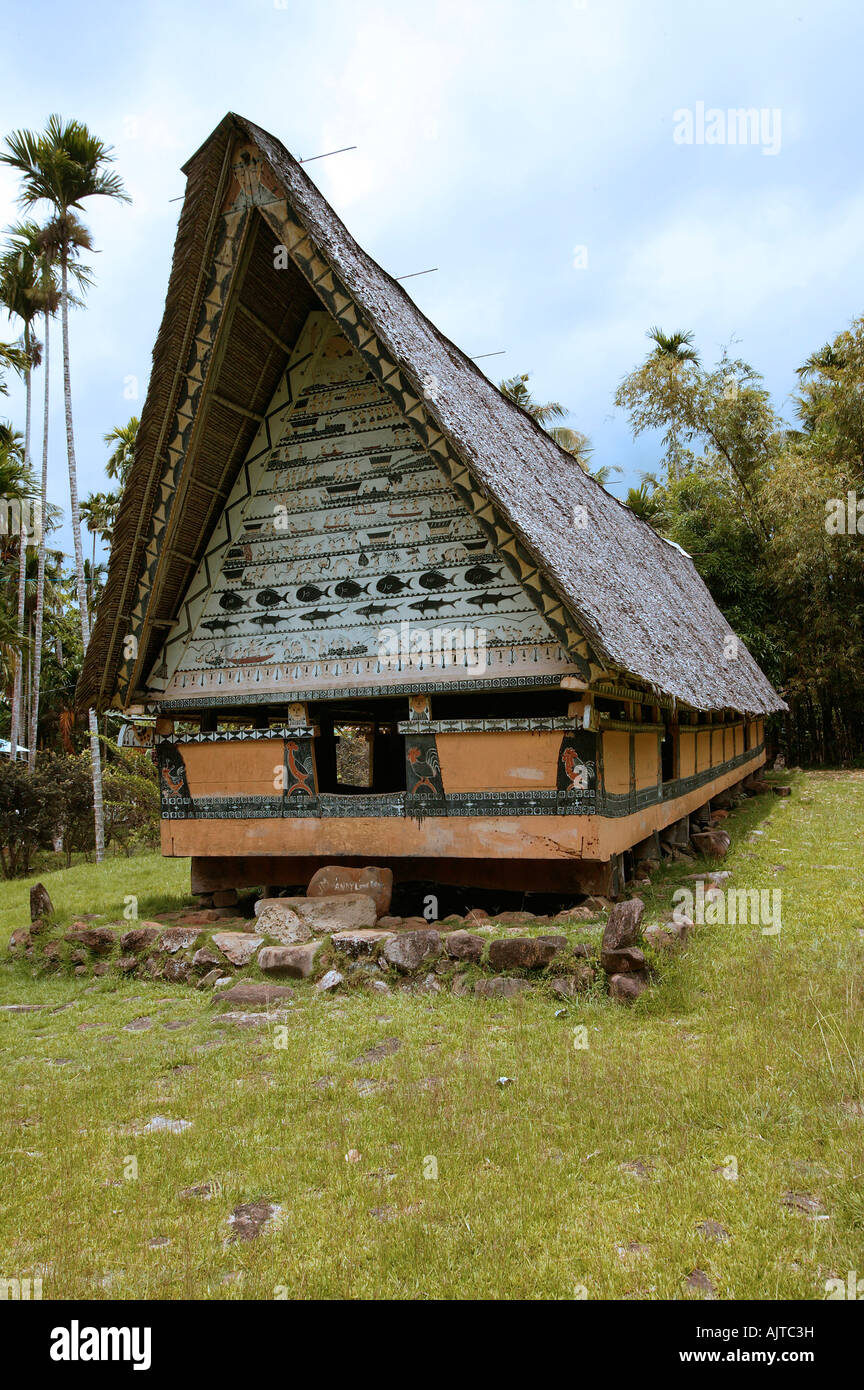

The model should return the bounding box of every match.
[80,114,786,901]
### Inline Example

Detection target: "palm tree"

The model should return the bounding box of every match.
[646,326,700,365]
[2,116,130,853]
[0,236,37,761]
[17,228,62,771]
[796,344,846,379]
[104,415,138,486]
[1,221,61,767]
[80,491,116,609]
[499,370,617,485]
[0,429,37,744]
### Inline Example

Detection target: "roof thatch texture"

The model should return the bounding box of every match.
[80,114,785,716]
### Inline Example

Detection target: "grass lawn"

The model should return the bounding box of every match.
[1,770,863,1300]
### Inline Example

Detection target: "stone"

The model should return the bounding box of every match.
[600,946,647,975]
[535,934,568,954]
[260,894,378,935]
[213,981,295,1008]
[192,945,223,969]
[120,926,161,953]
[601,898,645,953]
[211,932,264,966]
[376,916,403,930]
[488,936,558,971]
[212,889,238,907]
[382,928,441,973]
[773,785,792,797]
[163,958,190,983]
[258,941,323,979]
[196,968,224,990]
[351,1037,402,1064]
[226,1200,282,1242]
[92,962,111,976]
[609,972,649,1003]
[124,1016,153,1031]
[331,928,396,957]
[463,908,490,926]
[698,1219,731,1242]
[63,927,117,955]
[550,969,595,997]
[212,1011,286,1029]
[444,930,485,963]
[180,1180,219,1199]
[159,927,202,953]
[474,976,532,998]
[9,927,31,951]
[644,918,691,950]
[691,829,731,859]
[42,940,61,960]
[173,909,223,925]
[400,916,432,930]
[116,955,138,973]
[250,901,310,943]
[554,905,597,922]
[491,910,536,925]
[316,970,344,993]
[684,1268,716,1299]
[452,974,471,996]
[30,882,54,921]
[307,865,393,916]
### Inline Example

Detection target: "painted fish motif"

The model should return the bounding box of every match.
[333,580,369,599]
[296,584,329,603]
[408,598,456,615]
[418,570,451,590]
[376,574,412,595]
[299,608,345,624]
[356,601,400,618]
[466,590,516,609]
[201,617,239,632]
[218,591,246,611]
[251,613,284,628]
[465,565,503,586]
[256,588,286,607]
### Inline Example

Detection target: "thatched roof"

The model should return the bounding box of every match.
[79,113,785,716]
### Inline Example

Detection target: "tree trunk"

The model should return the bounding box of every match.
[9,325,33,761]
[28,311,50,771]
[60,256,105,861]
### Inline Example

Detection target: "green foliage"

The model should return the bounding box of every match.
[102,746,160,856]
[0,757,57,877]
[617,320,864,762]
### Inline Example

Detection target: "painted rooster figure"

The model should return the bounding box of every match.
[406,743,441,795]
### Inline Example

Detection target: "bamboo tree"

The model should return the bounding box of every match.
[2,117,129,855]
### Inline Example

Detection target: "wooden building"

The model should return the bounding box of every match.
[80,115,786,899]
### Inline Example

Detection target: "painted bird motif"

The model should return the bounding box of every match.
[406,743,442,796]
[160,764,186,795]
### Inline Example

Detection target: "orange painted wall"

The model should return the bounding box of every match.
[181,741,280,798]
[602,731,630,793]
[436,731,560,792]
[679,731,696,778]
[634,732,658,789]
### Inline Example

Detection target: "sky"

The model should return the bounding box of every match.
[1,0,863,565]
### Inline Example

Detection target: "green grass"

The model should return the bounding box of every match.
[1,770,863,1300]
